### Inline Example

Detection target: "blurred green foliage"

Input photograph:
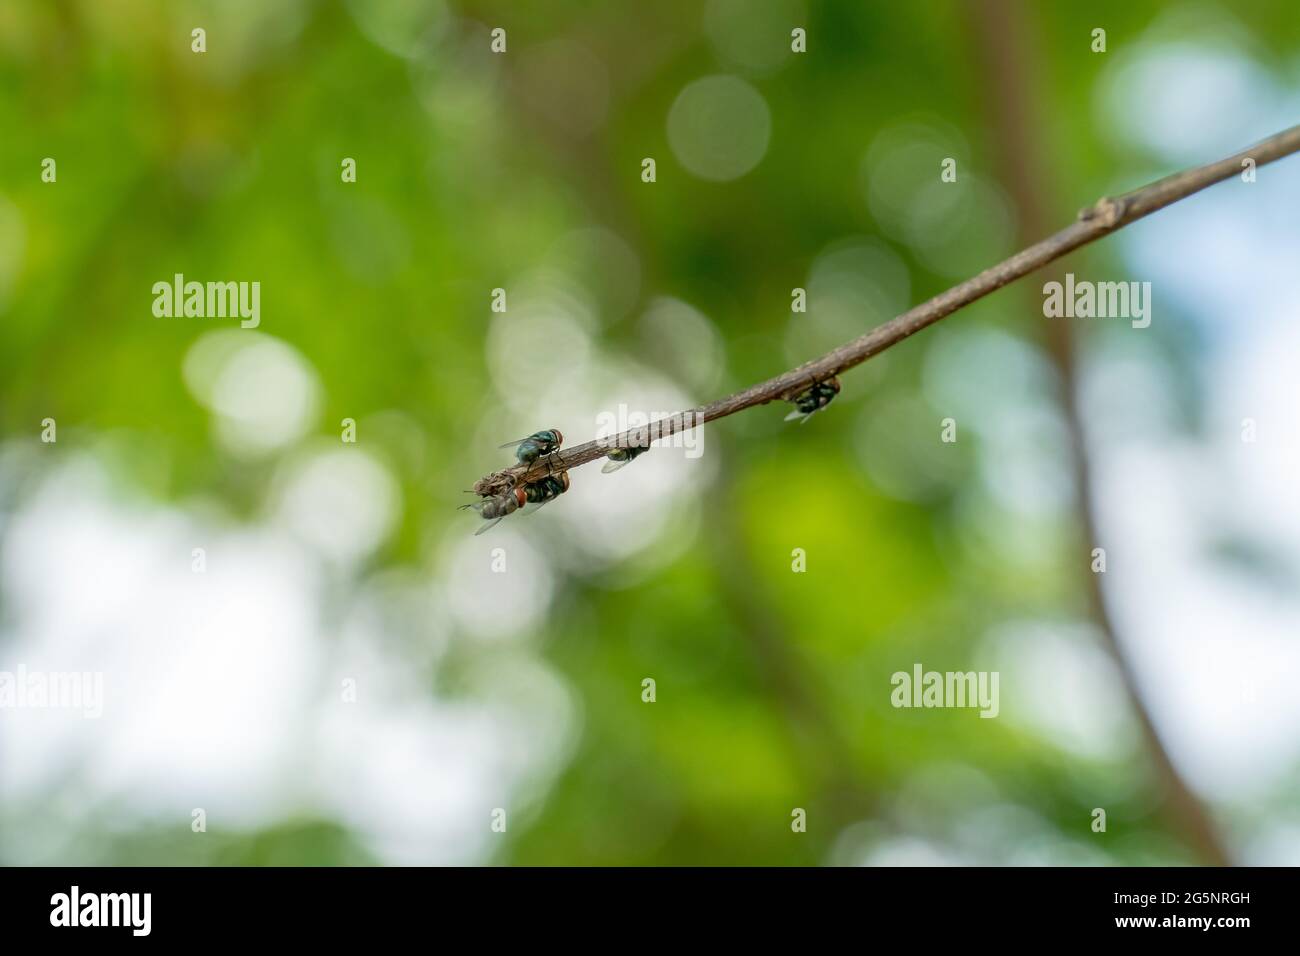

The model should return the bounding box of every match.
[3,0,1299,866]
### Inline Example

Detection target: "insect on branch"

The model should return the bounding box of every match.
[471,123,1300,500]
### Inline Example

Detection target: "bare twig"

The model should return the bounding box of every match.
[473,123,1300,496]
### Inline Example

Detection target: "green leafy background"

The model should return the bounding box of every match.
[2,0,1298,865]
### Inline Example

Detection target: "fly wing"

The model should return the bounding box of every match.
[497,438,531,449]
[601,457,632,473]
[474,515,506,535]
[518,497,557,517]
[784,408,811,423]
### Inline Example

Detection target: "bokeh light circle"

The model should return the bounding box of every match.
[667,75,771,181]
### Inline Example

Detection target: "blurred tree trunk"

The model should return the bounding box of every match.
[968,0,1231,866]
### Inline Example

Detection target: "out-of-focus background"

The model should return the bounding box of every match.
[2,0,1298,866]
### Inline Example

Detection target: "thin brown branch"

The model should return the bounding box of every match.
[473,123,1300,496]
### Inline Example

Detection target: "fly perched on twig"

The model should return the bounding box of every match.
[461,473,570,535]
[499,429,563,467]
[784,377,841,424]
[601,444,650,473]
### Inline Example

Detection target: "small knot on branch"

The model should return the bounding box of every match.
[1078,195,1127,228]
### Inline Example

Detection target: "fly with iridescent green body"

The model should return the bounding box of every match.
[601,444,650,473]
[462,428,568,534]
[784,377,841,423]
[500,428,564,467]
[523,473,570,508]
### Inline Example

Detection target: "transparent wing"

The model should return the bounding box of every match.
[518,497,555,517]
[602,457,632,473]
[473,515,506,535]
[784,408,811,423]
[497,438,530,449]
